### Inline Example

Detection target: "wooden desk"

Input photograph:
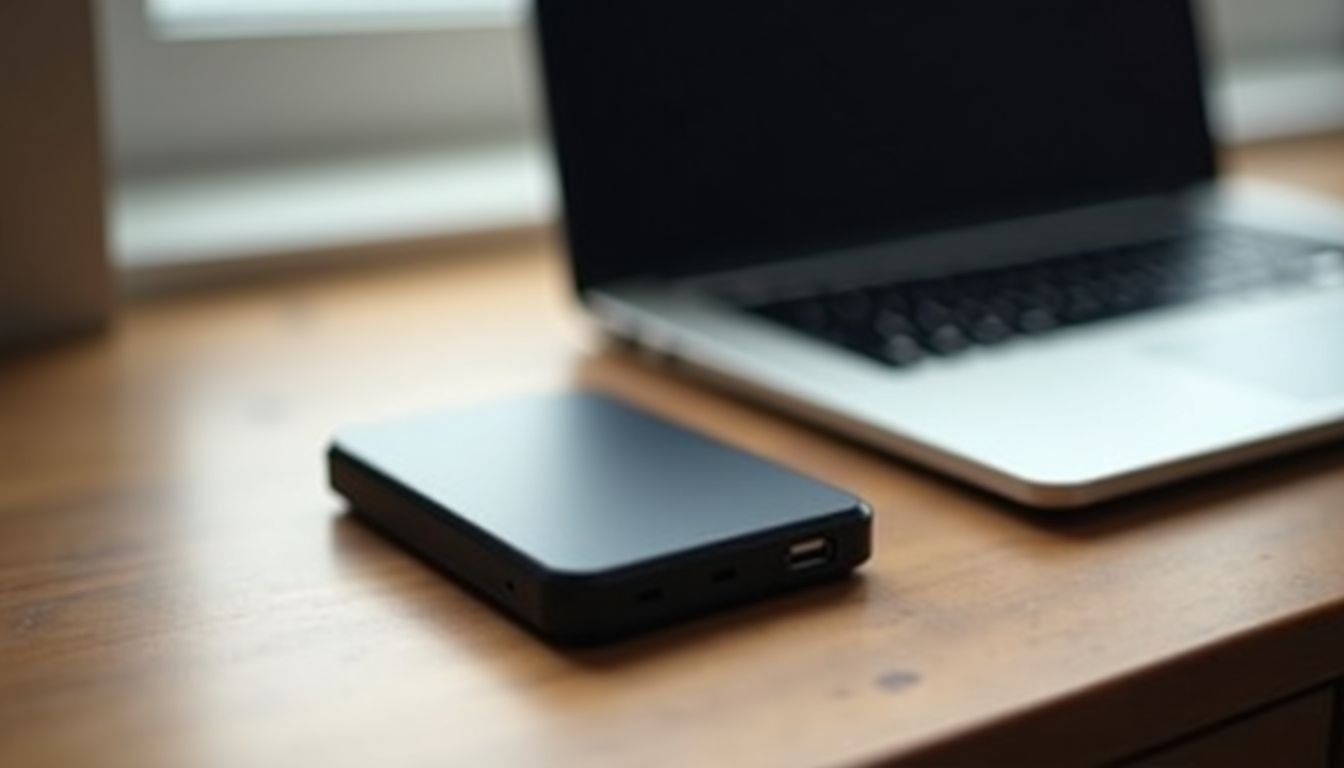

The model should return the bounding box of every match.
[4,135,1344,768]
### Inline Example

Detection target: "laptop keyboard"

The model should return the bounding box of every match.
[742,228,1344,367]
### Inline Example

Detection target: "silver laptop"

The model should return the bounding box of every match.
[534,0,1344,507]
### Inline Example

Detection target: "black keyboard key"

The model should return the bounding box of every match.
[969,314,1014,344]
[927,324,971,355]
[874,308,917,338]
[879,334,924,366]
[915,300,954,334]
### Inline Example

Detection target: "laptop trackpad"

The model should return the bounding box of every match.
[1151,297,1344,401]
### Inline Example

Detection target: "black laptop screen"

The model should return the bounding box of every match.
[537,0,1216,288]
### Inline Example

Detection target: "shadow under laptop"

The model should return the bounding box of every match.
[327,510,873,668]
[574,341,1344,543]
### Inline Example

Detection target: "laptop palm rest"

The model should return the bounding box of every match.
[1151,296,1344,401]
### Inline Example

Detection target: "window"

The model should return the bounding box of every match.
[100,0,548,284]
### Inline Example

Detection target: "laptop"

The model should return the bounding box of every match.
[534,0,1344,507]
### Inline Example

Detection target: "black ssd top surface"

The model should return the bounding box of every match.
[332,392,863,575]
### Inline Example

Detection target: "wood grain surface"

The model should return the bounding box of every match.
[3,135,1344,768]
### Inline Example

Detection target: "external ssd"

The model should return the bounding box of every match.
[328,391,872,642]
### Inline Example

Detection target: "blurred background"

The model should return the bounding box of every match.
[97,0,1344,289]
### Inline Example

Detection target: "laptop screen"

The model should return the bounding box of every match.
[537,0,1216,289]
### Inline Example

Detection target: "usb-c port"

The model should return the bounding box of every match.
[786,537,833,571]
